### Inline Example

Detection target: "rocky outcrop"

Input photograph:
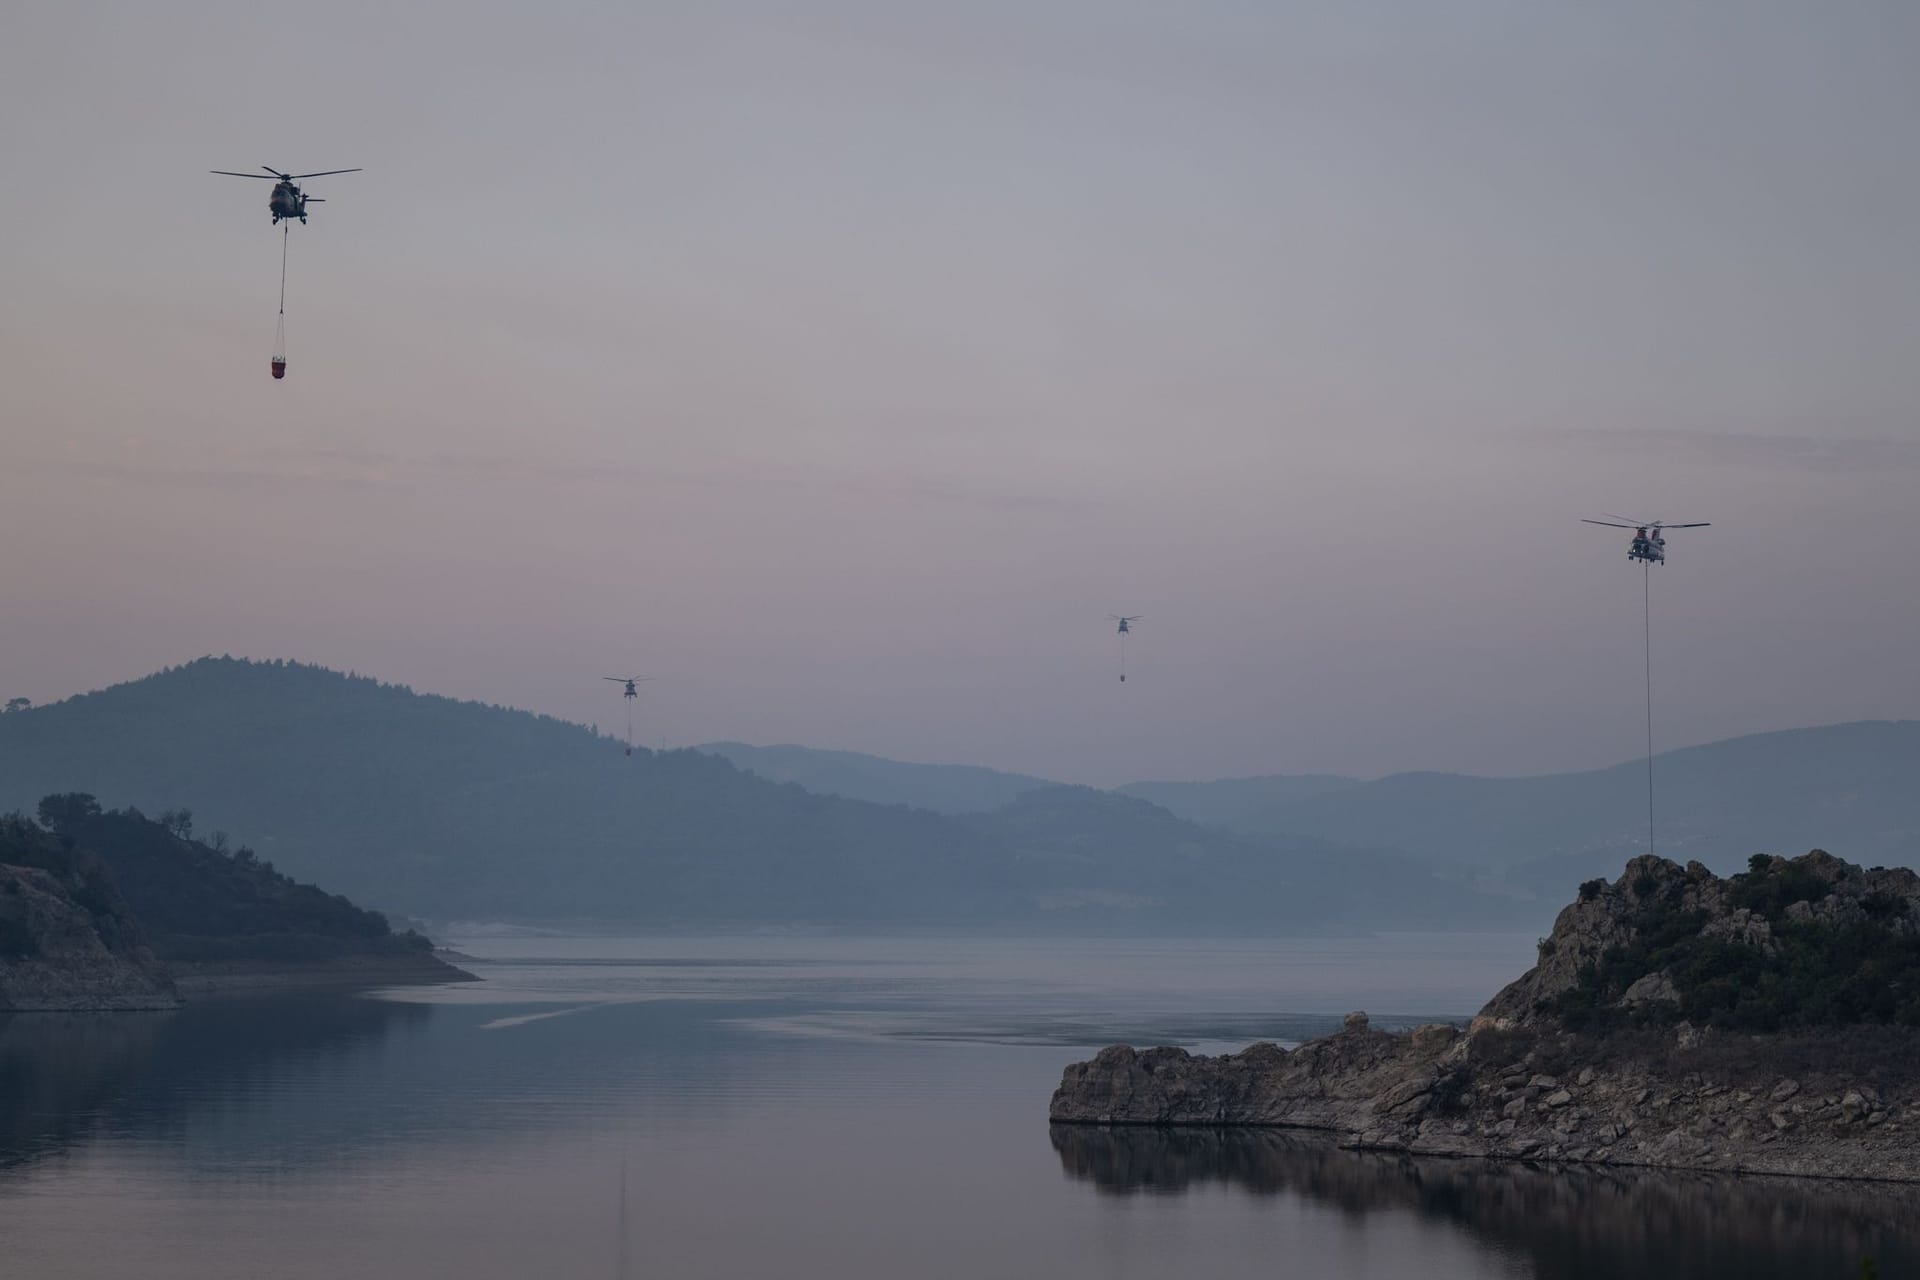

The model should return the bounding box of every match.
[1052,1012,1462,1133]
[1055,1018,1920,1180]
[1476,850,1913,1027]
[1050,850,1920,1182]
[0,863,178,1011]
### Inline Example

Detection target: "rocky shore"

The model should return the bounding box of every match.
[2,807,474,1010]
[1052,851,1920,1182]
[0,861,178,1011]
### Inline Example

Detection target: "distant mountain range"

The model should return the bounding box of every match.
[5,658,1913,931]
[0,659,1490,932]
[1156,723,1920,891]
[707,726,1920,886]
[697,741,1363,829]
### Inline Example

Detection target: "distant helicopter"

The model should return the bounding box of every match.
[603,676,652,756]
[1108,615,1142,681]
[210,165,361,224]
[1581,517,1709,566]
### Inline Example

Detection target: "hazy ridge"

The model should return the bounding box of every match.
[720,726,1920,886]
[9,658,1914,931]
[0,658,1491,932]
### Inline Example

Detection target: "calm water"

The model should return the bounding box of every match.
[3,933,1918,1279]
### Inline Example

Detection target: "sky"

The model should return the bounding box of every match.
[3,1,1918,786]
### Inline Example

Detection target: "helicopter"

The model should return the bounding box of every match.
[603,677,652,756]
[1108,616,1142,681]
[1581,517,1710,565]
[210,166,361,224]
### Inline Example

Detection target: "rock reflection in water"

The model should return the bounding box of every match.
[1051,1125,1920,1278]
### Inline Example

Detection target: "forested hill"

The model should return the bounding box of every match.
[34,794,437,965]
[0,658,1490,930]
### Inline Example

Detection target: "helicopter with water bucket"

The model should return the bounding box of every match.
[604,677,653,756]
[210,166,360,224]
[1108,616,1142,681]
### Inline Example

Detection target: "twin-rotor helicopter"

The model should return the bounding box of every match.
[1581,516,1710,566]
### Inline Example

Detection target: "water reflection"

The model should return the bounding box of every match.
[0,996,432,1172]
[0,987,876,1182]
[1052,1125,1920,1278]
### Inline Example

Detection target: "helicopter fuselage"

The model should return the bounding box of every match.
[268,182,307,224]
[1628,531,1666,565]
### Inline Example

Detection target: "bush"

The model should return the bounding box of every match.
[1547,856,1920,1033]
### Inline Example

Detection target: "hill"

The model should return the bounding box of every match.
[698,741,1056,814]
[0,658,1490,931]
[1054,848,1920,1183]
[0,815,176,1010]
[1219,722,1920,884]
[961,786,1494,931]
[693,744,1360,827]
[33,794,461,985]
[687,725,1920,905]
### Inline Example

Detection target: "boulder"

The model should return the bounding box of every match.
[1619,972,1680,1009]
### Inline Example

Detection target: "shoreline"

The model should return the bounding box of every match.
[1049,1018,1920,1186]
[168,952,479,996]
[1048,1115,1920,1187]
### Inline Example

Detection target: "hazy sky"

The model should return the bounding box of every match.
[4,1,1918,785]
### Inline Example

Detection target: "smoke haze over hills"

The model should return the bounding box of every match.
[5,3,1920,785]
[3,659,1916,934]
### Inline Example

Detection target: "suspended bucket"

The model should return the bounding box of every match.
[271,228,289,381]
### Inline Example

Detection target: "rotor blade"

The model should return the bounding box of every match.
[1601,513,1648,526]
[261,165,291,178]
[211,171,281,179]
[1661,522,1710,528]
[288,169,361,178]
[1581,519,1637,529]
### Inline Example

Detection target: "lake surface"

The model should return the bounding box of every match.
[4,932,1919,1278]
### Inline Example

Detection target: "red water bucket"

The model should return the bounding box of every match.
[271,357,286,380]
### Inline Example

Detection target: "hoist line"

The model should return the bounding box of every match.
[273,225,289,361]
[1644,562,1655,857]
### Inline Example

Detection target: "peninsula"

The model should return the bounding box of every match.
[2,796,469,1010]
[1052,850,1920,1181]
